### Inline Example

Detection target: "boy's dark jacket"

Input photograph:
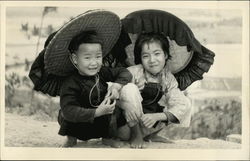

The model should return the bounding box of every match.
[60,67,131,123]
[58,66,131,140]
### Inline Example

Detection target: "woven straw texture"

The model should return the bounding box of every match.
[44,10,121,76]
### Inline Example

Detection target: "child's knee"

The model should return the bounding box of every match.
[120,83,141,100]
[121,83,139,93]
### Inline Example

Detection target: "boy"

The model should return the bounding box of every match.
[37,10,133,147]
[58,30,132,147]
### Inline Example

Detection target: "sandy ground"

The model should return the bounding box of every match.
[4,113,241,149]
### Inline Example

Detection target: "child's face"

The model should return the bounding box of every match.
[141,41,167,75]
[72,43,102,76]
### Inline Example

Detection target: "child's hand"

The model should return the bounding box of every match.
[124,108,139,122]
[135,77,145,90]
[95,97,116,117]
[105,83,122,100]
[141,114,158,128]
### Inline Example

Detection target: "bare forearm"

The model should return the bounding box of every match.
[152,112,168,121]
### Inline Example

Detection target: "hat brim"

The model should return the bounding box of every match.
[44,10,121,76]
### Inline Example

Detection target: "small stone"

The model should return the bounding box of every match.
[226,134,241,143]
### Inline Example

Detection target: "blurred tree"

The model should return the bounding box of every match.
[31,7,57,108]
[24,58,30,71]
[45,24,55,36]
[5,73,21,107]
[35,6,57,55]
[21,22,30,39]
[21,23,29,32]
[32,25,39,36]
[43,7,57,16]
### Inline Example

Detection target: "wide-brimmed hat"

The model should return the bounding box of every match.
[119,9,215,90]
[44,10,121,76]
[29,9,215,97]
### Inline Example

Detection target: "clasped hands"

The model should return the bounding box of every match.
[125,108,159,129]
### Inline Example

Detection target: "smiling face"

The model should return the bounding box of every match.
[141,41,167,75]
[72,43,103,76]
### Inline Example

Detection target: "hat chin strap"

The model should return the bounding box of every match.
[69,54,80,71]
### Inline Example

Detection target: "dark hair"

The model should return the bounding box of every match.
[68,30,103,54]
[134,32,171,64]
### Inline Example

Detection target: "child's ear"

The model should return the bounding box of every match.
[165,53,168,60]
[71,53,78,65]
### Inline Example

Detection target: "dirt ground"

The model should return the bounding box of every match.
[4,112,241,149]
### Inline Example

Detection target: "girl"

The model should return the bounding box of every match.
[116,32,192,148]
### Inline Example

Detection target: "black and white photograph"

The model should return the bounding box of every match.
[0,1,249,160]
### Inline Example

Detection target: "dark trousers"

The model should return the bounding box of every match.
[58,108,126,141]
